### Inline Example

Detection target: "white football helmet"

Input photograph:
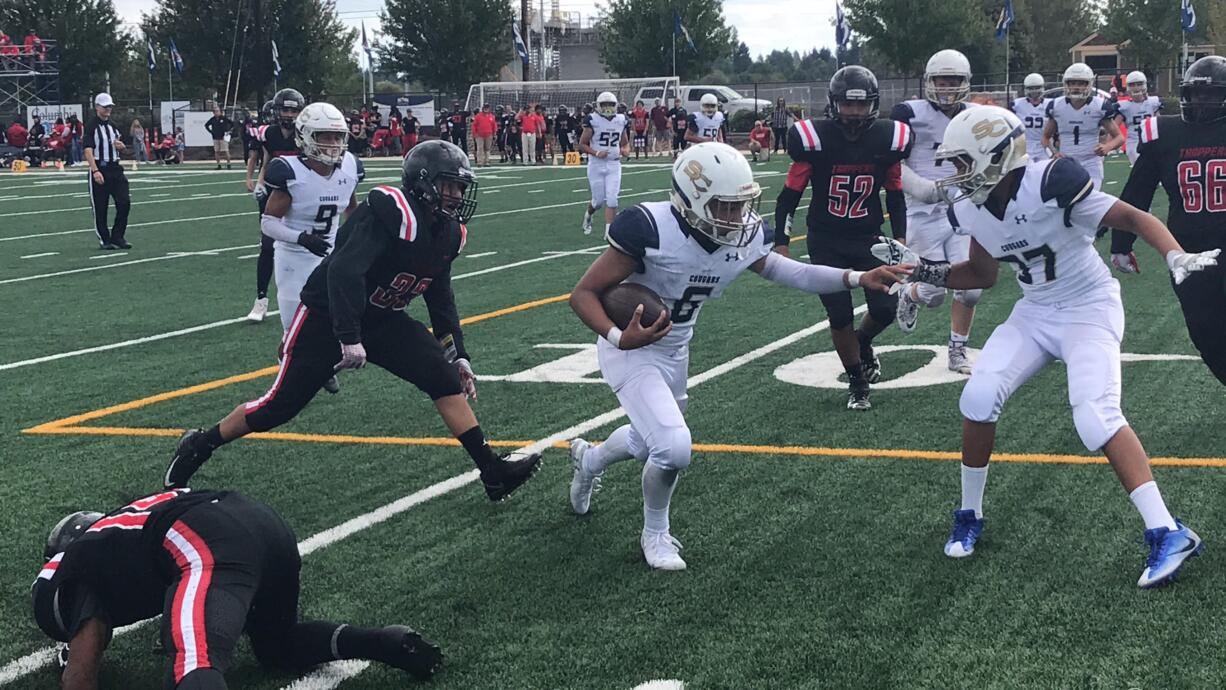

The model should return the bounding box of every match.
[295,102,349,166]
[1023,73,1045,99]
[700,92,719,115]
[1062,63,1095,104]
[924,49,972,107]
[597,91,617,116]
[934,106,1029,206]
[670,142,762,247]
[1127,70,1148,99]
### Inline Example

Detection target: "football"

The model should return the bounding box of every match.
[600,283,669,330]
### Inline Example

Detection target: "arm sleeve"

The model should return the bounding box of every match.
[326,204,388,344]
[423,269,468,362]
[885,190,908,239]
[260,214,300,243]
[757,251,848,294]
[774,159,811,246]
[1112,141,1163,253]
[606,205,659,271]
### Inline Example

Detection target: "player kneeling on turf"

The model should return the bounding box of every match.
[568,142,909,571]
[33,489,442,689]
[166,141,541,502]
[874,106,1217,588]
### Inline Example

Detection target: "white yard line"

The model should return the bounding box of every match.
[464,251,498,259]
[236,253,261,259]
[0,245,257,285]
[88,252,128,260]
[19,252,58,259]
[279,661,372,690]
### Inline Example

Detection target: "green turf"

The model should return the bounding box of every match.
[1,154,1223,690]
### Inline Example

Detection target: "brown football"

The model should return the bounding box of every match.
[600,283,669,330]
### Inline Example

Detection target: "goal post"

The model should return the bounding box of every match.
[464,76,680,114]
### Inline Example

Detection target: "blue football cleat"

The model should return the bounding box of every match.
[1137,520,1203,589]
[944,508,984,558]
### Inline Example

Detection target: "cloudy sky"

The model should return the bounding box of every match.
[114,0,840,61]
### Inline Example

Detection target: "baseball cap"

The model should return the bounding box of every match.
[94,93,114,107]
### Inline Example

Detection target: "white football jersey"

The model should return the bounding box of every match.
[891,100,977,214]
[948,158,1117,306]
[1114,95,1162,149]
[606,200,772,348]
[585,113,628,160]
[1045,96,1116,170]
[1011,97,1051,158]
[688,111,725,140]
[263,153,364,252]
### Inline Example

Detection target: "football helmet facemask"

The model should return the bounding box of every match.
[827,65,880,139]
[402,140,478,224]
[1062,63,1095,105]
[924,49,972,107]
[272,88,306,128]
[934,106,1029,206]
[296,102,349,166]
[1023,73,1045,100]
[1180,55,1226,124]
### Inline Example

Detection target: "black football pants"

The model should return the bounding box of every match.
[1173,258,1226,385]
[806,232,898,331]
[90,164,130,246]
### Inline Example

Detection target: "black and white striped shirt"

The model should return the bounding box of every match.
[84,117,122,166]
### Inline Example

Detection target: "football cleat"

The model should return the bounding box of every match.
[896,287,920,333]
[165,429,213,489]
[322,375,341,394]
[948,343,973,375]
[481,451,542,502]
[246,297,269,323]
[847,380,871,411]
[113,239,132,249]
[582,209,593,235]
[378,625,444,680]
[861,348,882,384]
[944,508,984,558]
[1137,520,1203,588]
[568,438,602,515]
[641,530,686,571]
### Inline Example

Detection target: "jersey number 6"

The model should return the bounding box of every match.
[672,286,714,324]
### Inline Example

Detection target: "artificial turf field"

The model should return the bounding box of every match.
[0,153,1223,690]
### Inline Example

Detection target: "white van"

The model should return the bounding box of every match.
[631,84,770,118]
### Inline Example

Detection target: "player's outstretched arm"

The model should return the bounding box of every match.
[875,236,998,290]
[1100,200,1220,284]
[61,617,110,690]
[1110,143,1163,265]
[570,248,671,349]
[750,251,909,293]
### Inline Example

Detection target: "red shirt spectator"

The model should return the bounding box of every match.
[0,32,17,57]
[528,111,546,135]
[6,120,28,147]
[24,33,40,56]
[650,102,670,131]
[472,110,497,138]
[631,106,649,133]
[750,124,772,147]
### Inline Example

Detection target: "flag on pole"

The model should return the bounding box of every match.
[1182,0,1196,33]
[511,21,529,63]
[673,11,695,51]
[169,39,184,74]
[995,0,1014,40]
[361,21,372,60]
[146,38,157,72]
[271,40,281,77]
[835,2,851,49]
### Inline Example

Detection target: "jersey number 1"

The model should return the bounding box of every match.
[828,175,874,219]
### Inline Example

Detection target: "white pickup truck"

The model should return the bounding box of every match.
[632,84,770,118]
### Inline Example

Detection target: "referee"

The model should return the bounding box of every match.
[84,92,131,250]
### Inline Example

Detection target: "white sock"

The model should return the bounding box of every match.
[950,330,969,346]
[1129,481,1177,531]
[960,464,989,519]
[642,463,679,534]
[583,425,635,474]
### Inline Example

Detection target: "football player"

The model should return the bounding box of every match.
[259,102,363,395]
[685,93,725,144]
[668,97,688,158]
[1112,70,1163,167]
[1109,55,1226,385]
[165,141,542,502]
[875,106,1217,587]
[568,142,908,570]
[1010,73,1051,162]
[890,49,981,375]
[245,88,305,323]
[1040,63,1124,190]
[774,65,915,410]
[33,489,443,688]
[579,91,631,235]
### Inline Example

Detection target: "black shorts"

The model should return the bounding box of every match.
[672,132,687,149]
[806,231,897,329]
[243,305,463,432]
[159,493,300,688]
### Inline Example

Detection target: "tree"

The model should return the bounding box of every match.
[379,0,511,95]
[0,0,130,102]
[598,0,734,80]
[1101,0,1185,72]
[844,0,989,76]
[731,41,753,73]
[1016,0,1097,74]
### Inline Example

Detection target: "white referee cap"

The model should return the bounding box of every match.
[94,92,114,107]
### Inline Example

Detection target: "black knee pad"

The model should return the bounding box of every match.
[173,668,227,690]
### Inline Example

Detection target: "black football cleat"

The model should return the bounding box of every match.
[480,452,542,502]
[113,239,132,249]
[164,429,213,489]
[861,348,882,384]
[379,625,443,680]
[847,380,872,411]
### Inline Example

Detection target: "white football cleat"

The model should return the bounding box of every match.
[581,209,593,235]
[896,286,920,333]
[948,343,973,375]
[641,530,686,571]
[246,297,269,323]
[568,438,601,515]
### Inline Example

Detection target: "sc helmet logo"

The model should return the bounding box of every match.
[682,160,712,197]
[972,118,1010,140]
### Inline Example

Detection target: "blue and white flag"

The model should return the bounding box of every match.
[169,39,184,74]
[271,40,281,77]
[146,38,156,72]
[512,21,529,63]
[995,0,1014,40]
[835,2,851,49]
[1182,0,1196,33]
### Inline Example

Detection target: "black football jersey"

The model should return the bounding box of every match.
[299,186,469,356]
[32,489,227,640]
[1114,115,1226,253]
[260,123,299,158]
[776,117,913,238]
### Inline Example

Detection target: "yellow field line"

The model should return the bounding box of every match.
[25,425,1226,467]
[24,293,571,433]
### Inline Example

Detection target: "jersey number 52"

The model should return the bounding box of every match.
[597,131,621,147]
[828,175,874,219]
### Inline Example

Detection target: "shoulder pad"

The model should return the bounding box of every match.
[889,102,915,122]
[607,205,660,259]
[687,113,699,123]
[263,156,295,190]
[581,115,593,128]
[791,119,821,152]
[349,153,366,181]
[1151,96,1164,110]
[368,185,419,241]
[1040,157,1093,209]
[1139,115,1159,143]
[1045,100,1056,116]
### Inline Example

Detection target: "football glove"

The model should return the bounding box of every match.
[871,236,918,267]
[1111,252,1140,274]
[455,358,477,400]
[297,232,331,257]
[335,342,367,371]
[1166,249,1220,285]
[871,236,949,291]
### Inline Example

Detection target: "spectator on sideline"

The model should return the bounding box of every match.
[770,97,790,152]
[748,119,773,162]
[402,108,418,152]
[64,113,82,165]
[28,113,45,146]
[554,105,576,159]
[84,92,131,249]
[204,105,234,169]
[533,104,548,163]
[388,110,403,156]
[348,117,368,156]
[173,126,185,162]
[449,100,470,155]
[472,103,497,167]
[130,118,148,167]
[506,105,522,163]
[6,117,27,147]
[650,98,670,156]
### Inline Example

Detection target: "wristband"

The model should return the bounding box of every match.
[843,270,864,288]
[605,326,623,349]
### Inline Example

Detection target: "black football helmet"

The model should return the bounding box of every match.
[402,140,478,224]
[827,66,880,138]
[44,511,103,561]
[272,88,306,128]
[582,103,593,116]
[1180,55,1226,124]
[260,99,275,125]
